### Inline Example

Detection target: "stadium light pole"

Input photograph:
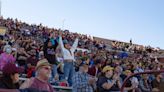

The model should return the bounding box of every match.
[62,19,65,30]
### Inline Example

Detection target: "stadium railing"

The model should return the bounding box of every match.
[120,70,164,92]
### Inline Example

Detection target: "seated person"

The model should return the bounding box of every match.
[20,59,54,92]
[97,66,121,92]
[0,45,16,70]
[151,73,163,92]
[139,74,152,92]
[0,63,23,89]
[119,70,140,92]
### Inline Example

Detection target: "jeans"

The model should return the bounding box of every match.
[64,61,74,86]
[51,64,57,81]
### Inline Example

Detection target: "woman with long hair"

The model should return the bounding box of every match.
[0,63,22,89]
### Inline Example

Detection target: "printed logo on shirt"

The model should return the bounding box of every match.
[47,48,55,55]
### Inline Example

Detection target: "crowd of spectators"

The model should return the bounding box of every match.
[111,40,160,55]
[0,16,164,92]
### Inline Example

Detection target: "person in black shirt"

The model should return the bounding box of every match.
[122,70,141,92]
[97,66,121,92]
[43,32,59,81]
[152,73,163,92]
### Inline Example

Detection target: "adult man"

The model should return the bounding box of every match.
[97,66,122,92]
[59,31,78,86]
[20,59,54,92]
[152,73,163,92]
[72,62,96,92]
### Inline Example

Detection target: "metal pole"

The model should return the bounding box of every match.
[62,19,65,30]
[120,70,164,92]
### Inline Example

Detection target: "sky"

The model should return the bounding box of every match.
[1,0,164,49]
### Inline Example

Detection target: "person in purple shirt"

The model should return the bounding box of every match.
[0,45,16,70]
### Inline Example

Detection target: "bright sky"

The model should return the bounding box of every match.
[1,0,164,49]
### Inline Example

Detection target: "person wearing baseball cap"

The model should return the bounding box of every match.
[102,66,114,73]
[72,61,96,92]
[20,59,54,92]
[97,66,122,92]
[123,70,132,76]
[0,63,23,89]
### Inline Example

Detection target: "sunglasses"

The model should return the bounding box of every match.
[42,67,51,70]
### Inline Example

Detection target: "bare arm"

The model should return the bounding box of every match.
[20,78,34,89]
[71,38,78,52]
[59,35,65,54]
[102,80,116,90]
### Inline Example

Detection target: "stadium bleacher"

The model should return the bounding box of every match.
[0,16,164,92]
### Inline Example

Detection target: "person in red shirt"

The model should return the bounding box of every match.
[88,59,101,77]
[20,59,55,92]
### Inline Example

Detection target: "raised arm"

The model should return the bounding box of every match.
[59,32,65,52]
[71,38,78,52]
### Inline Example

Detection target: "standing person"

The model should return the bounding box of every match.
[130,38,132,46]
[0,63,22,89]
[20,59,54,92]
[59,31,79,86]
[43,32,59,81]
[72,62,96,92]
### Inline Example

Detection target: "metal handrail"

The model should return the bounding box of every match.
[120,70,164,92]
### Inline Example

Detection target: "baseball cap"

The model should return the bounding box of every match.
[123,70,132,75]
[2,63,23,75]
[102,66,114,73]
[79,61,89,67]
[63,40,68,44]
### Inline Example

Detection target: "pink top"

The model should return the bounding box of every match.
[0,53,16,70]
